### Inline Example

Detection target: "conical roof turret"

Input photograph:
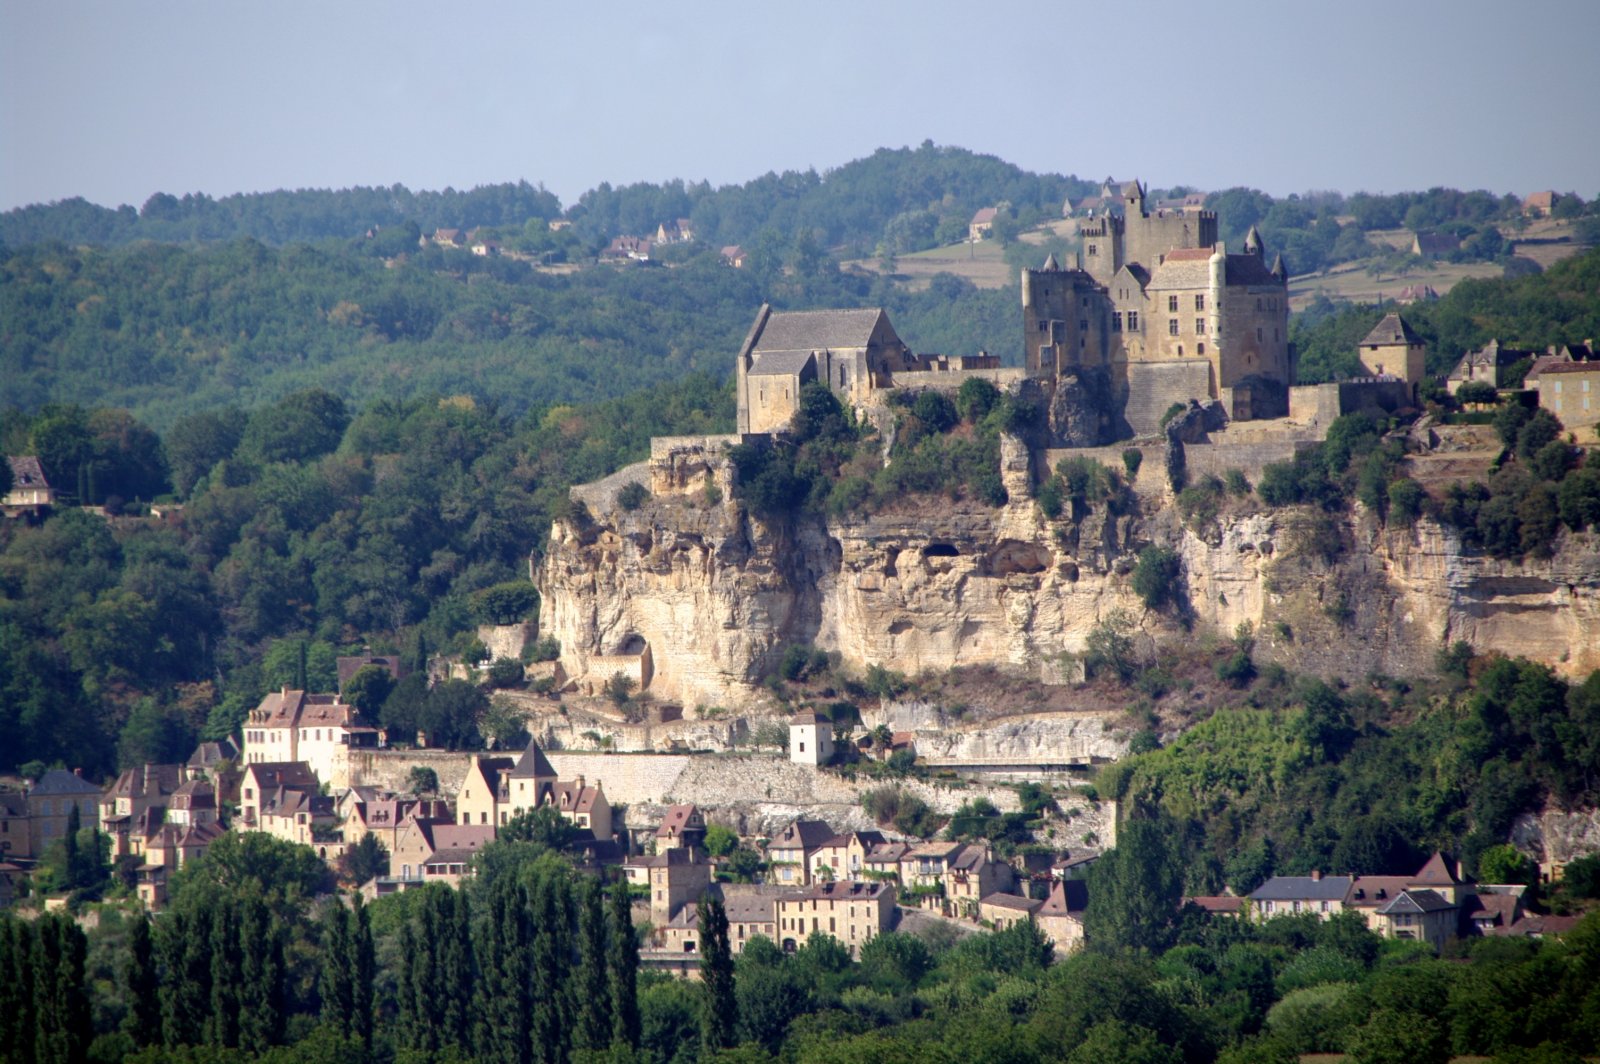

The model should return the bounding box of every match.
[1271,252,1287,281]
[1244,224,1264,257]
[1041,253,1060,271]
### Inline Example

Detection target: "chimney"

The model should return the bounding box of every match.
[574,775,586,791]
[1311,869,1322,881]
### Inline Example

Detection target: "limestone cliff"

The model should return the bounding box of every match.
[537,437,1600,710]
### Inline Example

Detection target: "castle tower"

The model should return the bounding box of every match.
[1021,257,1109,376]
[1244,225,1264,258]
[1357,312,1427,394]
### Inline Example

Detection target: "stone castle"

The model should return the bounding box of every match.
[737,179,1297,445]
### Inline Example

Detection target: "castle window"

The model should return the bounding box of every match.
[1168,295,1179,313]
[1256,298,1263,310]
[1256,327,1263,341]
[1039,322,1047,333]
[1079,319,1087,331]
[1197,343,1206,355]
[1087,243,1097,256]
[1127,311,1138,331]
[1169,318,1179,336]
[1177,345,1183,356]
[1194,294,1205,311]
[1112,312,1122,332]
[1196,318,1206,334]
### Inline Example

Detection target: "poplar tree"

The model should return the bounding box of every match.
[609,881,640,1050]
[123,915,162,1047]
[351,894,376,1049]
[477,880,531,1064]
[530,874,574,1064]
[0,917,35,1060]
[161,903,213,1046]
[237,899,286,1054]
[207,898,240,1047]
[320,901,355,1038]
[698,897,736,1052]
[396,919,419,1050]
[574,877,613,1052]
[33,914,89,1064]
[437,888,474,1049]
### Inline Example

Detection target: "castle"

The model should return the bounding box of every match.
[736,180,1295,444]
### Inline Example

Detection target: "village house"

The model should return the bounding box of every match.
[767,818,835,885]
[1034,878,1088,952]
[164,778,217,828]
[720,245,746,268]
[238,761,318,830]
[601,235,652,262]
[25,769,100,855]
[341,791,449,853]
[634,846,713,925]
[941,844,1014,918]
[455,754,517,827]
[1248,869,1353,919]
[807,830,887,883]
[788,711,835,766]
[0,792,31,862]
[99,764,183,859]
[242,689,378,787]
[979,892,1043,930]
[655,219,694,244]
[1532,360,1600,431]
[484,739,614,840]
[654,803,706,853]
[659,887,784,956]
[775,880,894,954]
[391,817,497,887]
[4,455,55,515]
[1355,312,1428,398]
[969,207,999,241]
[1523,191,1561,217]
[135,820,226,909]
[1447,338,1540,395]
[863,840,912,879]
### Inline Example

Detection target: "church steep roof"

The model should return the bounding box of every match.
[752,308,890,354]
[507,738,556,779]
[1361,313,1423,347]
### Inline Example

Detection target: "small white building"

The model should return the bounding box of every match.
[788,711,834,766]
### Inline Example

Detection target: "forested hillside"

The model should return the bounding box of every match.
[0,237,1015,428]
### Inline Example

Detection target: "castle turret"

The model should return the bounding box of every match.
[1271,252,1287,282]
[1244,225,1264,258]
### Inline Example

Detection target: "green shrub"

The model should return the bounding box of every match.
[1122,448,1143,478]
[1224,468,1252,496]
[1132,546,1183,611]
[1036,478,1064,519]
[487,657,524,688]
[617,481,650,511]
[1159,402,1187,429]
[471,581,539,625]
[956,377,1001,423]
[1386,478,1426,526]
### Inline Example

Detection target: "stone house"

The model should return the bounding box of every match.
[1532,361,1600,430]
[969,207,999,241]
[456,755,518,828]
[1248,870,1353,919]
[654,803,706,852]
[100,764,183,859]
[136,821,225,909]
[1035,879,1088,953]
[1374,889,1458,950]
[942,844,1014,918]
[341,793,449,853]
[1356,313,1427,396]
[489,739,614,839]
[720,245,746,268]
[767,818,836,886]
[1523,191,1560,217]
[164,778,217,828]
[336,654,408,690]
[242,689,378,787]
[863,840,912,879]
[659,888,783,956]
[638,846,713,925]
[735,306,913,434]
[788,711,834,767]
[4,456,55,513]
[979,892,1043,930]
[257,786,337,850]
[0,792,31,861]
[807,831,886,883]
[25,769,100,855]
[238,762,318,830]
[1447,338,1539,395]
[392,817,496,886]
[655,219,694,245]
[775,880,893,954]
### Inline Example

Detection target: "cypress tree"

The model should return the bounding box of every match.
[438,888,474,1049]
[608,881,640,1050]
[413,890,444,1050]
[163,902,213,1046]
[396,918,419,1050]
[351,894,376,1049]
[320,901,355,1038]
[698,896,736,1052]
[207,898,240,1047]
[574,877,613,1052]
[477,880,531,1064]
[34,914,89,1064]
[123,915,162,1047]
[237,899,286,1054]
[0,918,35,1062]
[530,874,574,1064]
[62,805,81,891]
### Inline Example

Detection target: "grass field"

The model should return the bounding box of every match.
[842,219,1080,291]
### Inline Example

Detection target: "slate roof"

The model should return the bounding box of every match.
[1224,253,1283,287]
[1345,875,1411,906]
[752,308,889,355]
[550,781,603,814]
[1040,879,1088,916]
[1534,361,1600,375]
[1249,875,1353,902]
[750,348,821,378]
[507,738,557,779]
[187,738,239,770]
[6,456,49,488]
[1411,851,1468,888]
[787,881,890,902]
[1413,231,1461,256]
[725,893,779,924]
[1361,313,1423,348]
[1186,895,1245,915]
[1147,257,1213,290]
[982,892,1044,913]
[106,764,183,801]
[970,207,999,225]
[29,769,100,796]
[1376,888,1455,915]
[771,818,835,851]
[656,803,701,838]
[245,762,318,790]
[336,654,407,689]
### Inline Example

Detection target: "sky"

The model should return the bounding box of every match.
[4,0,1599,213]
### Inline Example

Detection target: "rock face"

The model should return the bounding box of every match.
[537,438,1600,710]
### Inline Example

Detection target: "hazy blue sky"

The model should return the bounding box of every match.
[4,0,1598,212]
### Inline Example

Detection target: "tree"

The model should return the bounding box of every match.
[164,408,246,497]
[341,665,394,718]
[606,671,638,707]
[419,678,487,748]
[340,832,389,884]
[575,878,613,1053]
[609,881,641,1050]
[617,481,650,512]
[407,766,439,796]
[123,915,162,1048]
[703,824,739,858]
[32,913,90,1064]
[1085,818,1183,953]
[698,896,736,1051]
[1085,608,1139,682]
[1132,546,1184,612]
[1456,380,1499,407]
[1477,844,1538,889]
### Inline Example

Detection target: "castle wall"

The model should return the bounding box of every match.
[1120,361,1215,436]
[1217,286,1290,389]
[1181,439,1317,486]
[649,435,746,498]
